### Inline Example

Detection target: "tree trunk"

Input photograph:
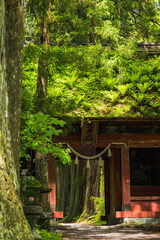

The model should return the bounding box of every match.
[35,16,49,112]
[56,146,101,222]
[68,160,86,221]
[35,57,48,111]
[80,159,101,219]
[78,146,100,220]
[35,152,50,211]
[0,0,33,239]
[35,16,50,208]
[35,56,49,210]
[56,163,71,214]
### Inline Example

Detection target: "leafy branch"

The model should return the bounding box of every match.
[21,112,71,164]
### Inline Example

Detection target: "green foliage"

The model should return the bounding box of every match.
[21,112,71,164]
[116,84,131,96]
[21,176,42,188]
[137,82,153,93]
[23,44,160,118]
[20,176,42,203]
[25,0,160,43]
[106,91,120,104]
[36,227,62,240]
[23,0,160,119]
[88,196,106,225]
[132,93,147,104]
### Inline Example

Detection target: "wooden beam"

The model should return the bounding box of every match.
[131,185,160,196]
[56,133,160,149]
[97,134,122,148]
[55,134,82,148]
[116,211,160,218]
[129,134,160,148]
[131,202,160,212]
[55,133,124,148]
[53,211,63,218]
[131,196,160,201]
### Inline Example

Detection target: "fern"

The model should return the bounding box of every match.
[132,93,146,104]
[116,84,131,96]
[107,91,120,103]
[64,71,78,89]
[154,81,160,90]
[137,82,152,93]
[139,75,150,83]
[105,78,117,90]
[114,106,125,116]
[150,100,160,109]
[139,106,147,113]
[130,72,141,83]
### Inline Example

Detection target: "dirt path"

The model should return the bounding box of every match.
[52,223,160,240]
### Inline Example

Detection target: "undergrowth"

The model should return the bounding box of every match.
[36,226,62,240]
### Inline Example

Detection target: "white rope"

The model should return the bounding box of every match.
[58,142,127,160]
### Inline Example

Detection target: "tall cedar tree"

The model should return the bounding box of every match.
[0,0,33,239]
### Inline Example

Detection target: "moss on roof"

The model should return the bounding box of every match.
[23,44,160,119]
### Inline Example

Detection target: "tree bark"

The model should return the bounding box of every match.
[68,160,86,221]
[36,57,48,111]
[0,0,33,239]
[35,62,49,212]
[35,11,50,211]
[80,159,101,220]
[35,152,50,212]
[56,147,101,222]
[56,163,71,213]
[35,14,49,112]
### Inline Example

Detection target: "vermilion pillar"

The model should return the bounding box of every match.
[48,155,56,212]
[121,134,131,211]
[114,148,122,211]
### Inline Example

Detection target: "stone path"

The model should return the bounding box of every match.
[52,223,160,240]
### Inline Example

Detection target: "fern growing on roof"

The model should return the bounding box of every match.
[107,91,120,104]
[150,100,160,109]
[132,93,147,104]
[116,84,132,96]
[104,78,117,90]
[137,82,153,93]
[132,92,153,105]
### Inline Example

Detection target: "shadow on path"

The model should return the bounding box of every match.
[52,223,160,240]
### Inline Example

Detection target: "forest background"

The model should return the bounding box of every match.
[22,0,160,224]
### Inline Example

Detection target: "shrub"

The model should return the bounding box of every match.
[36,227,62,240]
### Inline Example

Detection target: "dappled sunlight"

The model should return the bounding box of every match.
[53,223,160,240]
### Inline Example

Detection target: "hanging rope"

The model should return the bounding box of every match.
[58,142,127,160]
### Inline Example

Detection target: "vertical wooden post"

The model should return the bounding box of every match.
[121,134,131,211]
[114,148,122,211]
[104,156,110,216]
[110,150,115,217]
[48,155,56,212]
